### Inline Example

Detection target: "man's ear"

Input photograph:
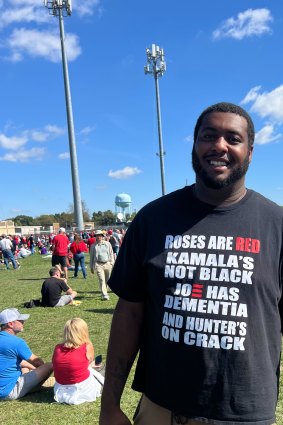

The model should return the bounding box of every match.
[248,145,254,163]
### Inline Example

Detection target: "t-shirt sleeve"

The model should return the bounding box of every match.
[279,258,283,334]
[17,338,33,361]
[108,213,148,302]
[60,280,70,292]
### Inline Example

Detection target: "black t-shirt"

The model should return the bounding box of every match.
[41,277,69,307]
[108,185,283,425]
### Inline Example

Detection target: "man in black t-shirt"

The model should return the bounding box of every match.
[41,267,77,307]
[100,103,283,425]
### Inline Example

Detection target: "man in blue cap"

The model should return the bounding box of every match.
[0,308,53,400]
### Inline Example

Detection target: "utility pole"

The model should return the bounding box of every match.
[144,44,166,196]
[44,0,84,231]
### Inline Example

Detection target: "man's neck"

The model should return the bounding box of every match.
[194,178,247,207]
[2,328,16,336]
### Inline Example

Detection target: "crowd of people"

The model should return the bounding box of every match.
[0,227,125,301]
[0,227,124,404]
[1,102,283,425]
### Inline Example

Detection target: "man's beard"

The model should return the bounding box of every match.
[191,148,250,189]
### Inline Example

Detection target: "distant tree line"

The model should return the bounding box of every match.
[8,203,136,228]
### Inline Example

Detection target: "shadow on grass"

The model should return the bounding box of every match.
[77,290,101,294]
[18,278,48,281]
[17,388,54,404]
[85,308,115,314]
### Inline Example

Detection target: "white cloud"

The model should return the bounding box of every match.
[241,85,283,123]
[26,130,49,142]
[0,124,65,151]
[78,126,95,135]
[0,0,101,63]
[1,0,101,25]
[108,166,142,179]
[58,152,70,160]
[44,125,65,137]
[95,184,107,191]
[255,125,282,145]
[5,0,38,5]
[0,5,50,29]
[72,0,100,17]
[0,133,27,150]
[22,125,65,143]
[10,208,31,214]
[0,147,45,162]
[241,86,262,104]
[5,28,81,63]
[241,85,283,145]
[184,135,193,144]
[213,8,272,40]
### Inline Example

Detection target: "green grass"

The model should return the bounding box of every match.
[0,254,283,424]
[0,254,140,425]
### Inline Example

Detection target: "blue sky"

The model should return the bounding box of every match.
[1,0,283,220]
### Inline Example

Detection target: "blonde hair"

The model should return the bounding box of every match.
[63,318,91,348]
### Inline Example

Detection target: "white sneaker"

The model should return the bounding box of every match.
[102,295,109,300]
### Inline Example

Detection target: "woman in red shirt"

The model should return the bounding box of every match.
[52,318,104,405]
[69,234,88,279]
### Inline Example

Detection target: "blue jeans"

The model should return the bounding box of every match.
[74,253,87,278]
[2,249,18,269]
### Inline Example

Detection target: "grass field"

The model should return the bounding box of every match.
[0,253,140,425]
[0,253,283,424]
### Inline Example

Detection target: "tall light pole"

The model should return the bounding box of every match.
[144,44,166,196]
[44,0,84,231]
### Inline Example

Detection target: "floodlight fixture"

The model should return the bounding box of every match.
[144,44,167,196]
[44,0,84,231]
[44,0,72,17]
[144,44,166,78]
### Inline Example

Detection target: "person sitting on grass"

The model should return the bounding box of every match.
[0,308,53,400]
[52,317,104,405]
[16,244,32,259]
[41,267,77,307]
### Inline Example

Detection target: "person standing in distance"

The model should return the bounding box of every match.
[90,230,114,301]
[0,235,19,270]
[99,102,283,425]
[51,227,69,279]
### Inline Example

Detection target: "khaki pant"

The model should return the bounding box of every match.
[134,395,205,425]
[95,262,112,297]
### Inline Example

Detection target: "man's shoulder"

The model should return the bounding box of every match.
[54,234,68,241]
[0,331,15,339]
[43,277,61,285]
[134,186,191,222]
[0,331,27,347]
[248,189,283,216]
[140,186,190,213]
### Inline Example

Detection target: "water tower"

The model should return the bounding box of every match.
[115,193,132,222]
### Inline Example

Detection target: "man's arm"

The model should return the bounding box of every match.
[90,244,96,273]
[20,359,36,370]
[66,286,76,296]
[108,243,115,265]
[99,298,144,425]
[86,342,95,363]
[26,354,45,368]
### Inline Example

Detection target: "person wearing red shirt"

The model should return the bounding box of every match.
[52,318,103,405]
[70,235,88,279]
[51,227,69,279]
[87,233,96,250]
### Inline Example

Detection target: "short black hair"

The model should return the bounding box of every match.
[194,102,255,148]
[49,267,59,277]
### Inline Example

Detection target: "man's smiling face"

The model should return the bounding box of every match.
[192,111,253,189]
